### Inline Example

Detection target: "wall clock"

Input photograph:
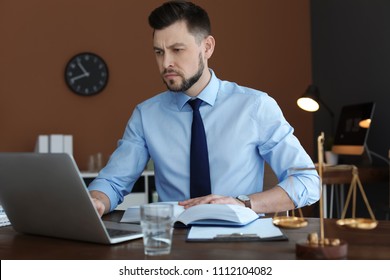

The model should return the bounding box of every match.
[65,52,109,96]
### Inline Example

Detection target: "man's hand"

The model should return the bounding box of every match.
[179,194,243,209]
[89,190,111,217]
[91,197,106,217]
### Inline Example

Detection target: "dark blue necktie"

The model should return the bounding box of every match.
[189,98,211,198]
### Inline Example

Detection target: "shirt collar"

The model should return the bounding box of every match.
[175,69,219,111]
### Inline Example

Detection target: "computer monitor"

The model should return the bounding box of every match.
[332,102,375,155]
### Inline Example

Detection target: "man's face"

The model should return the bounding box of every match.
[153,20,208,94]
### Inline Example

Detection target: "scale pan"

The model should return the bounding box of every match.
[336,218,378,230]
[273,216,308,228]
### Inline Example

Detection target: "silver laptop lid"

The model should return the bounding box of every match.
[0,153,142,244]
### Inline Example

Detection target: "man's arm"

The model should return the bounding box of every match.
[179,186,294,214]
[247,187,294,213]
[90,190,111,217]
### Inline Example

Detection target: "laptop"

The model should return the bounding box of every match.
[0,153,143,244]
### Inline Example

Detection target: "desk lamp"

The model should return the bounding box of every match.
[359,118,371,129]
[297,85,335,135]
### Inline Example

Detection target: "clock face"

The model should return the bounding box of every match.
[65,52,108,96]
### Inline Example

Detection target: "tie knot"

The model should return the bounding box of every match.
[189,98,203,111]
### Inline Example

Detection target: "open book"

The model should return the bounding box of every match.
[121,203,259,227]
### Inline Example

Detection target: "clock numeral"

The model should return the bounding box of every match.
[84,55,90,61]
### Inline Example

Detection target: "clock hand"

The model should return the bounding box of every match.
[70,73,89,83]
[77,61,90,75]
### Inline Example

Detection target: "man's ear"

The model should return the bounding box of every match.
[204,35,215,59]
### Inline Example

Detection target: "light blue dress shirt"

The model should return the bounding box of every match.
[88,70,320,212]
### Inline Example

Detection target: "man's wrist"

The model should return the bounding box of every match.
[236,195,252,208]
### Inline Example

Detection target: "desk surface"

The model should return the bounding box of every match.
[1,211,390,260]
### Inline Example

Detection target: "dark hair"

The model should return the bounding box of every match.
[148,1,211,39]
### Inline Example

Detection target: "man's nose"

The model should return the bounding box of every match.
[162,53,174,69]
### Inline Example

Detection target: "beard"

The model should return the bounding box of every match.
[162,53,204,92]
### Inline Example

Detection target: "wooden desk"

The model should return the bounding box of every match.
[1,211,390,260]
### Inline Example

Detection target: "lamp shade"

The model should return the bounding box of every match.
[297,85,320,112]
[359,119,371,129]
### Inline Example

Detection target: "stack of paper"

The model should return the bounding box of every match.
[35,134,73,156]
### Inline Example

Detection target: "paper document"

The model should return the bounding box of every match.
[186,218,286,242]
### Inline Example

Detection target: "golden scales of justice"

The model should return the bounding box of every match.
[335,164,378,229]
[272,132,378,259]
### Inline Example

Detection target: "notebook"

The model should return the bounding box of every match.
[0,153,143,244]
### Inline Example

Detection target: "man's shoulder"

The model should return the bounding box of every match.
[136,91,172,109]
[219,79,268,99]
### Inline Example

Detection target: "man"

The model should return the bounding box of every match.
[89,1,320,216]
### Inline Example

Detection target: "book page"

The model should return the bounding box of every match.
[175,204,259,226]
[120,203,258,226]
[120,202,184,223]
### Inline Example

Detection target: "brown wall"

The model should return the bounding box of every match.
[0,0,313,170]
